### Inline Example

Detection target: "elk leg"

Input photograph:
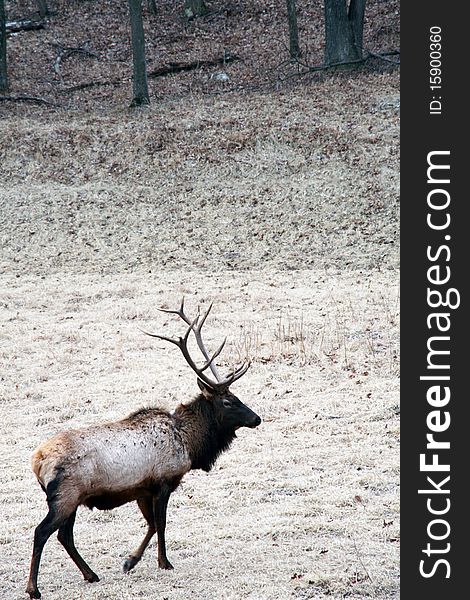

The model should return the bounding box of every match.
[154,484,174,570]
[123,497,156,573]
[57,510,99,583]
[26,508,67,599]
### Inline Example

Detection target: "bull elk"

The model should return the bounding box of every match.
[26,300,261,599]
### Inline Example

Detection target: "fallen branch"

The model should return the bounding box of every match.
[272,47,399,84]
[275,57,366,83]
[59,53,240,93]
[0,94,56,106]
[148,52,239,78]
[6,18,45,34]
[364,49,400,65]
[50,43,99,77]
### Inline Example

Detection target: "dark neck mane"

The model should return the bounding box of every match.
[174,395,235,472]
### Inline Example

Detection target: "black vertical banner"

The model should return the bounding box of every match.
[401,3,467,599]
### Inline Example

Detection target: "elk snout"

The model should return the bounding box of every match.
[245,408,261,428]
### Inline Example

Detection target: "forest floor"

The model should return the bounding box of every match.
[2,0,399,110]
[1,1,399,599]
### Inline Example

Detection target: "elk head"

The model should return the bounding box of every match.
[140,298,261,431]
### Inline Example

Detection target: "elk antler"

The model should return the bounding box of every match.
[140,298,250,391]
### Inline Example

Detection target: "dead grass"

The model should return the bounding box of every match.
[1,74,399,276]
[0,270,399,600]
[0,42,399,600]
[232,281,399,374]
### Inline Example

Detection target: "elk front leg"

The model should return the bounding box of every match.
[123,498,156,573]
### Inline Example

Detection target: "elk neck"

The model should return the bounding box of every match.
[173,394,236,472]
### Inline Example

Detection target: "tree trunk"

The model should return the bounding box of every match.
[128,0,150,107]
[324,0,363,66]
[0,0,7,92]
[184,0,207,19]
[286,0,301,60]
[348,0,366,57]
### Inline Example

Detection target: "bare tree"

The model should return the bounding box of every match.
[0,0,6,92]
[324,0,366,66]
[286,0,301,60]
[128,0,150,106]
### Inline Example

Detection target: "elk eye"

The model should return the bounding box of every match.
[222,399,232,408]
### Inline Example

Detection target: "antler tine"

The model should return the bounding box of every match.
[205,336,227,367]
[140,317,220,390]
[176,317,226,387]
[136,326,179,346]
[142,300,250,391]
[158,297,194,325]
[190,303,224,382]
[195,302,212,332]
[218,360,251,388]
[158,299,222,381]
[187,338,227,377]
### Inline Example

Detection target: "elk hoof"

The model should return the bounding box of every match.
[26,586,41,599]
[158,558,174,570]
[123,556,139,574]
[84,572,100,583]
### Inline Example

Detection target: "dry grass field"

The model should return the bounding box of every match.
[1,4,399,595]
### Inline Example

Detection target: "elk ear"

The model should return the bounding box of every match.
[197,378,217,399]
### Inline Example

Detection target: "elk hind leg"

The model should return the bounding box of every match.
[123,497,156,573]
[57,510,99,583]
[26,507,67,599]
